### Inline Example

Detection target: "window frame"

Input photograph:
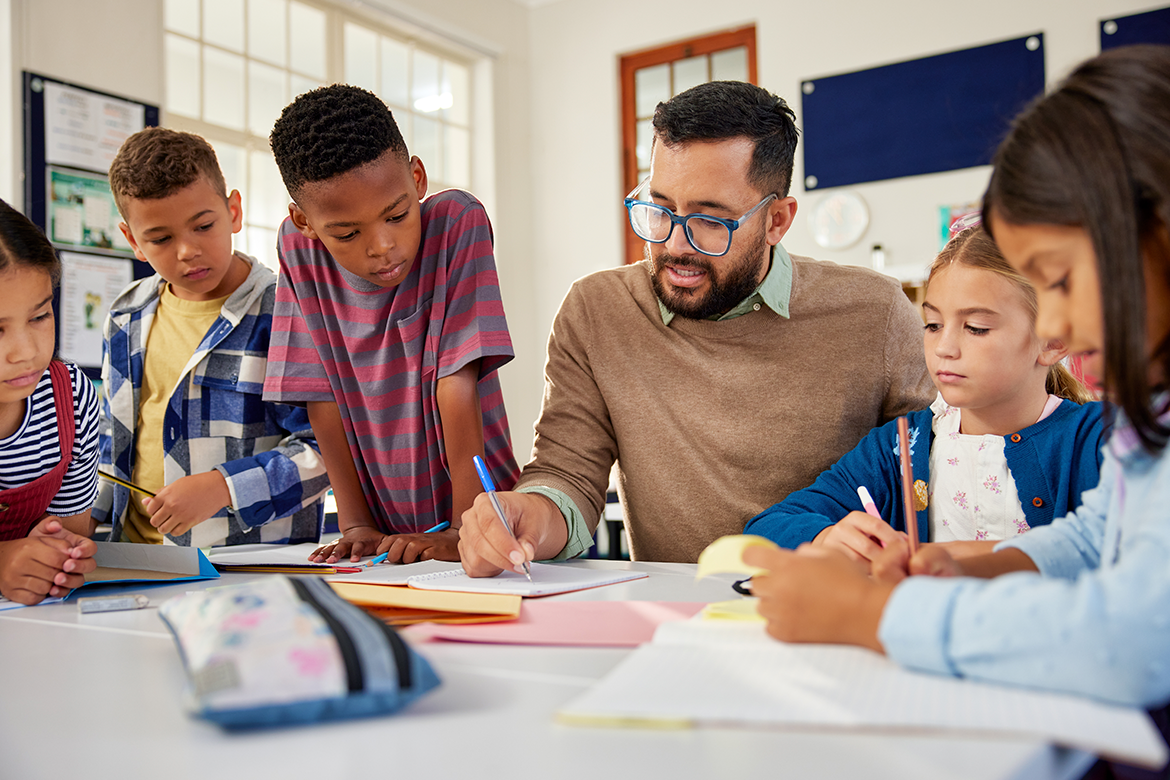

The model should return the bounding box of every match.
[162,0,479,270]
[618,25,757,265]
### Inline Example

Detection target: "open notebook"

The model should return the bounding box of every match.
[558,620,1169,769]
[406,563,647,597]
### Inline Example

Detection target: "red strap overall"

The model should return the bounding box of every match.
[0,361,76,542]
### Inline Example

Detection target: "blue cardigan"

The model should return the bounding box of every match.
[743,400,1107,548]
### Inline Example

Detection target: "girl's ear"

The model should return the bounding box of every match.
[1037,337,1070,367]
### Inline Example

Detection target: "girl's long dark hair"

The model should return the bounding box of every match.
[0,198,61,284]
[984,45,1170,453]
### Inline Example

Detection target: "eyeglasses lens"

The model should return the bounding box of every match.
[629,204,730,256]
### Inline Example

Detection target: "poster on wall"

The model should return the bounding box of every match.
[58,251,134,368]
[42,79,146,174]
[48,168,133,255]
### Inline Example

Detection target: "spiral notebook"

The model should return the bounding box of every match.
[406,563,648,597]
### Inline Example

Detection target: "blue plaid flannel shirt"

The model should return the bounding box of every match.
[93,253,330,547]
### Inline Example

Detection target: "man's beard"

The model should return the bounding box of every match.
[649,227,769,320]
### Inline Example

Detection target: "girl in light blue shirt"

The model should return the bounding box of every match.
[747,43,1170,725]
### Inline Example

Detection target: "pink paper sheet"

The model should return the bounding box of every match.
[403,601,706,647]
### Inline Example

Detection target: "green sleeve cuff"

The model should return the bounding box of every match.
[515,485,594,561]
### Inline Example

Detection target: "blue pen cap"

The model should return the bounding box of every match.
[472,455,496,492]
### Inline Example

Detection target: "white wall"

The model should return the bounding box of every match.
[2,0,1162,465]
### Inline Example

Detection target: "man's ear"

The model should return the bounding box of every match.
[118,222,149,264]
[288,203,318,240]
[766,196,798,246]
[1037,337,1071,367]
[410,156,428,200]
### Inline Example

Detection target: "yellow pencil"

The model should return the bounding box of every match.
[97,470,156,498]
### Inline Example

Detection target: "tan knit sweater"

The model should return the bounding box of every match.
[516,256,935,563]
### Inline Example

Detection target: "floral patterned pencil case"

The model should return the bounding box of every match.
[158,575,440,729]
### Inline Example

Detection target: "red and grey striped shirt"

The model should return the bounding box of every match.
[263,189,518,533]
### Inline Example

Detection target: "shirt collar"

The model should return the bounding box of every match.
[657,243,793,325]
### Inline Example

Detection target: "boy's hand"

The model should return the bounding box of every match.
[374,528,461,564]
[744,544,893,652]
[143,471,231,537]
[458,492,565,578]
[310,526,388,563]
[0,530,96,605]
[812,511,906,566]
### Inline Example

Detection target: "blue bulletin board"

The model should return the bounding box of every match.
[801,35,1046,190]
[22,72,159,374]
[1101,6,1170,48]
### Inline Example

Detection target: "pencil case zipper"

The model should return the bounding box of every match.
[289,577,414,694]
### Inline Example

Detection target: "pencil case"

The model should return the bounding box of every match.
[158,575,440,729]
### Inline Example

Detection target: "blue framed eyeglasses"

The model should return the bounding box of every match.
[623,177,776,257]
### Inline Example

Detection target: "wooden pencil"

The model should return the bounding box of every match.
[97,470,156,498]
[897,416,919,554]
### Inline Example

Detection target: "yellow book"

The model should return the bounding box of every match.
[328,582,521,626]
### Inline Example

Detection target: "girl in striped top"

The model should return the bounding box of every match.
[0,198,99,605]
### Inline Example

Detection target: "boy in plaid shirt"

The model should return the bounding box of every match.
[93,128,329,547]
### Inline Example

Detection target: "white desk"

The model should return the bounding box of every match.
[0,560,1095,780]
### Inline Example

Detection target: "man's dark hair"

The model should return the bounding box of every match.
[984,45,1170,453]
[652,81,800,198]
[270,84,409,200]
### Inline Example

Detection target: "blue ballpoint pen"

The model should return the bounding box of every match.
[472,455,532,581]
[365,520,452,566]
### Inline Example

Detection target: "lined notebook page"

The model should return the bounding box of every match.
[406,563,647,597]
[559,622,1168,768]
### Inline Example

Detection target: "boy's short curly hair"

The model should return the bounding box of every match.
[269,84,408,200]
[108,127,228,218]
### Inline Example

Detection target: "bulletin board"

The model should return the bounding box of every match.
[22,72,159,373]
[801,35,1046,190]
[1100,6,1170,48]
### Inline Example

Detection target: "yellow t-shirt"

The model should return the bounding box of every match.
[123,285,228,544]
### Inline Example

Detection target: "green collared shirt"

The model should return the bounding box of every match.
[656,243,793,326]
[520,243,796,561]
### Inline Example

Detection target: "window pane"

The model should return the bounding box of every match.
[635,63,669,118]
[380,37,410,108]
[672,55,707,96]
[444,124,469,189]
[413,115,441,182]
[290,74,318,99]
[248,150,290,232]
[203,0,245,52]
[165,34,201,119]
[441,61,469,126]
[344,23,378,93]
[204,48,246,130]
[397,112,413,153]
[165,0,200,37]
[412,50,441,109]
[248,0,286,66]
[248,60,287,136]
[636,119,653,171]
[246,225,280,271]
[711,46,748,82]
[289,1,325,79]
[208,139,246,195]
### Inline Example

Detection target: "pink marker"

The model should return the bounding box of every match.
[857,486,882,519]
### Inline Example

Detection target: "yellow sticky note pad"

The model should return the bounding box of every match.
[695,535,781,580]
[700,598,764,622]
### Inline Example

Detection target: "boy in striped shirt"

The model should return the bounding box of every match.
[265,85,518,564]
